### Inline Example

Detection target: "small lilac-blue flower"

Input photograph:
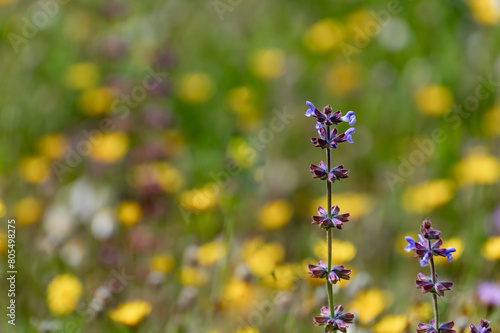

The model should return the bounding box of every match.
[341,111,356,126]
[305,101,316,117]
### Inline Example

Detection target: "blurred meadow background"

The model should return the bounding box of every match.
[1,0,500,332]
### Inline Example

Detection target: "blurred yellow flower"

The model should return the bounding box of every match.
[312,192,373,220]
[197,241,226,266]
[66,62,100,90]
[109,301,152,327]
[78,87,113,116]
[0,199,5,218]
[262,263,298,290]
[156,163,184,193]
[373,315,408,333]
[408,303,432,322]
[0,0,16,5]
[228,137,257,169]
[46,274,82,316]
[303,19,344,53]
[116,201,142,227]
[349,289,392,324]
[90,132,129,163]
[325,63,361,96]
[482,236,500,260]
[221,279,253,308]
[14,197,43,226]
[469,0,500,26]
[346,10,375,39]
[179,184,219,213]
[435,238,464,265]
[402,179,455,213]
[179,266,208,286]
[258,200,293,230]
[178,72,215,104]
[38,133,67,160]
[243,238,284,277]
[149,254,174,274]
[415,85,453,116]
[227,86,257,115]
[453,149,500,187]
[235,327,259,333]
[20,156,50,184]
[314,239,356,265]
[482,106,500,136]
[0,232,6,255]
[250,48,285,80]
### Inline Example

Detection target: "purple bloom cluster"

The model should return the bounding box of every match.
[405,218,491,333]
[313,305,354,333]
[305,101,355,332]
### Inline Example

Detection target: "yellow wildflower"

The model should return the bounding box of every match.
[243,238,284,277]
[325,63,361,96]
[0,199,5,218]
[435,238,464,265]
[314,239,356,265]
[408,303,432,322]
[259,200,293,230]
[482,106,500,136]
[453,149,500,186]
[116,201,142,227]
[402,179,454,213]
[221,279,253,308]
[0,0,16,6]
[109,301,152,327]
[179,184,219,213]
[66,62,100,90]
[149,254,174,274]
[178,72,215,104]
[303,19,344,53]
[373,315,408,333]
[20,156,50,184]
[346,10,375,39]
[90,132,129,163]
[226,86,257,115]
[14,197,43,226]
[38,133,67,160]
[469,0,500,26]
[482,236,500,260]
[262,263,298,290]
[46,274,82,316]
[179,266,208,286]
[78,87,113,116]
[415,85,453,116]
[197,241,226,266]
[349,289,392,324]
[250,48,285,80]
[228,137,257,169]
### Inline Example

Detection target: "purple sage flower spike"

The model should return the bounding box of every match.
[313,305,354,333]
[417,319,456,333]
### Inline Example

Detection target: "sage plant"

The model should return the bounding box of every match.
[305,101,356,333]
[405,219,492,333]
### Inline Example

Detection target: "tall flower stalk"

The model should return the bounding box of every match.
[404,219,492,333]
[305,101,356,333]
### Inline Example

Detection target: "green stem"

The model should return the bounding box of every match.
[428,239,440,331]
[326,125,335,318]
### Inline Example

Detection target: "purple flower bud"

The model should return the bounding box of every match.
[328,165,349,183]
[305,101,316,117]
[415,273,453,297]
[420,218,441,240]
[311,205,350,230]
[309,162,328,180]
[470,319,492,333]
[341,111,356,126]
[417,319,456,333]
[313,305,354,333]
[329,265,352,284]
[307,261,328,279]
